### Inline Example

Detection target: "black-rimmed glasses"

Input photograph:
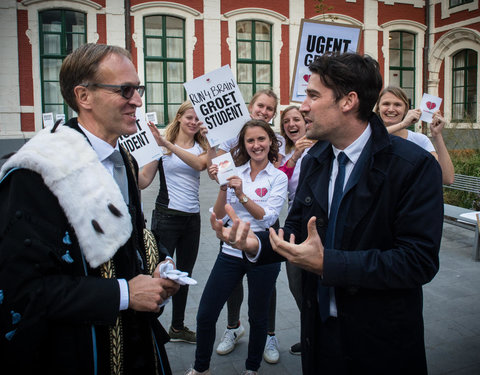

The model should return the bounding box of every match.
[81,83,145,99]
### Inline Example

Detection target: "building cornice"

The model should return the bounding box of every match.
[21,0,102,10]
[131,1,200,16]
[380,19,427,31]
[223,8,287,22]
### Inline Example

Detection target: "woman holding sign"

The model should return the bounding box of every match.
[139,101,211,344]
[375,86,454,185]
[187,120,287,375]
[210,89,286,363]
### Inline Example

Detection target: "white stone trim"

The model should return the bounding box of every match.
[380,20,425,108]
[379,0,424,8]
[21,0,102,10]
[131,1,201,16]
[311,13,364,27]
[221,8,288,130]
[21,1,100,133]
[223,8,287,22]
[429,28,480,127]
[130,4,198,115]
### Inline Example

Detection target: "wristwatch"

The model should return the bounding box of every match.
[239,195,249,204]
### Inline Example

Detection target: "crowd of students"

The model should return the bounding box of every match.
[143,84,453,375]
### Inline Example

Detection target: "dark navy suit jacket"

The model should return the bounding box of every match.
[256,113,443,374]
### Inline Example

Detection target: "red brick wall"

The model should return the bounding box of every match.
[21,113,35,132]
[194,19,205,77]
[280,24,290,104]
[96,14,106,44]
[17,9,34,132]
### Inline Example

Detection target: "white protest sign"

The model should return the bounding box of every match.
[42,113,54,128]
[146,112,158,125]
[184,65,251,147]
[55,113,66,126]
[419,93,442,123]
[291,20,361,102]
[119,107,163,167]
[212,152,237,186]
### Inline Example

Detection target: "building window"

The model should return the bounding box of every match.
[450,0,473,7]
[144,15,186,127]
[389,31,416,107]
[39,9,86,121]
[236,20,272,103]
[452,49,477,122]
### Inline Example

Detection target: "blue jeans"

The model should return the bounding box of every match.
[194,252,280,372]
[151,208,200,329]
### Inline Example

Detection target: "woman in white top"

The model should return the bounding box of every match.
[139,101,210,343]
[187,119,287,375]
[209,89,285,362]
[375,86,455,185]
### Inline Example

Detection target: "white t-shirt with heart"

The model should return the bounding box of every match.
[213,160,288,259]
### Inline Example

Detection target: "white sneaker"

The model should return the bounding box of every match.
[184,369,210,375]
[216,323,245,355]
[263,335,280,364]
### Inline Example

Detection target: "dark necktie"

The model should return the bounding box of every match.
[318,151,349,321]
[109,150,129,204]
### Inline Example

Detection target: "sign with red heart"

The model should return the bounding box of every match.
[426,101,436,110]
[303,74,311,82]
[255,187,268,197]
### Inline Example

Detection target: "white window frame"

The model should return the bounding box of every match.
[380,20,426,114]
[131,2,199,116]
[441,0,478,19]
[20,0,100,132]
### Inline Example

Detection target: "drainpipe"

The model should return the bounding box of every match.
[422,0,430,134]
[125,0,131,52]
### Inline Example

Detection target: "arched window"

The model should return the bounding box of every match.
[144,15,186,127]
[452,49,477,122]
[236,20,272,103]
[39,9,86,121]
[389,31,416,107]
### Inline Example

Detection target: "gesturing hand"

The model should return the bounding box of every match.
[210,204,260,256]
[148,121,167,147]
[269,216,325,275]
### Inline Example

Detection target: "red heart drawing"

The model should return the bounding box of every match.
[426,101,436,110]
[255,187,268,197]
[303,74,311,83]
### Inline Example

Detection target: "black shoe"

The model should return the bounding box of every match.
[289,342,301,355]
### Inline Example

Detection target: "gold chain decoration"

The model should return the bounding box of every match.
[100,260,124,375]
[143,228,160,275]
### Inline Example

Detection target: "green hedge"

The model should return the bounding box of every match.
[443,149,480,210]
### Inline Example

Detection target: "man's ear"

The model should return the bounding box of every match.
[74,85,92,110]
[341,91,359,113]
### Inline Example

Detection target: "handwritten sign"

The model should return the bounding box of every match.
[119,107,163,167]
[291,20,361,102]
[212,152,237,186]
[419,93,442,123]
[184,65,251,147]
[42,113,54,128]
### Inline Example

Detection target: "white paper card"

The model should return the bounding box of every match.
[119,107,163,167]
[42,113,54,128]
[419,93,442,123]
[55,114,66,126]
[212,152,237,186]
[145,112,158,125]
[184,65,251,147]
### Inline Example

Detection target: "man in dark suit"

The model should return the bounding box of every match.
[0,43,179,374]
[211,53,443,374]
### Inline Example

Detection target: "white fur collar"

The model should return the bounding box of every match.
[0,125,132,268]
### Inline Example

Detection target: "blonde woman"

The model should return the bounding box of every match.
[139,101,211,343]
